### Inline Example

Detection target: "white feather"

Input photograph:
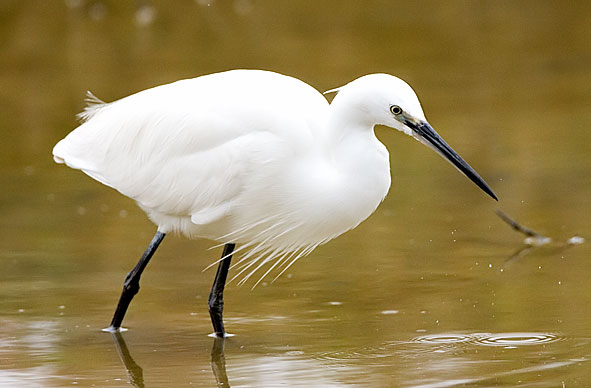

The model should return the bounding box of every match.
[53,69,434,282]
[76,91,108,122]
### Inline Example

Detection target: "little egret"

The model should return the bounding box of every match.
[53,69,497,337]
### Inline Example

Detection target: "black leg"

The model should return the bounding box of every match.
[106,230,166,331]
[208,243,235,337]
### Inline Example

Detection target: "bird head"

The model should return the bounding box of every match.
[326,74,498,201]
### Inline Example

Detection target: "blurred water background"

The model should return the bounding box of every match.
[1,1,590,387]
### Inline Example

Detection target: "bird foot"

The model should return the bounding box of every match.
[102,326,129,333]
[208,332,235,338]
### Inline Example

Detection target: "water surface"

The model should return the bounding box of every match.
[1,1,591,387]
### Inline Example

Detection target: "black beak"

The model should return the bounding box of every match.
[408,120,498,201]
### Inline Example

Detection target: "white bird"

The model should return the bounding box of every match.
[53,69,497,337]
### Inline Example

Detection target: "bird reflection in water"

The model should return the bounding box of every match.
[111,332,145,388]
[211,336,231,387]
[110,332,231,387]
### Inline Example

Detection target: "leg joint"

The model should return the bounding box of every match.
[123,279,140,296]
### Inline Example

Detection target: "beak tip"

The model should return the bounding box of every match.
[480,184,498,202]
[481,185,499,202]
[411,120,499,202]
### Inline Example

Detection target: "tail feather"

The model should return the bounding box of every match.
[76,91,108,122]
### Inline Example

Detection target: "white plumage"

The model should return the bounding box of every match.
[53,69,495,284]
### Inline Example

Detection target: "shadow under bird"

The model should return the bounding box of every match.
[53,69,497,337]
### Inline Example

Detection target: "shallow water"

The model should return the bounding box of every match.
[2,1,591,387]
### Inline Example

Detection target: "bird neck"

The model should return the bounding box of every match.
[320,97,392,224]
[325,92,376,144]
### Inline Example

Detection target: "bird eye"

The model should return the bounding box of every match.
[390,105,403,115]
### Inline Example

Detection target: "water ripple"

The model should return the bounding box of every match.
[317,332,564,363]
[411,332,562,348]
[473,332,561,347]
[410,333,474,345]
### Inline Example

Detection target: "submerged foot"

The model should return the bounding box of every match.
[102,326,128,333]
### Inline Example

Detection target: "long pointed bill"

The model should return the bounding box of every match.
[408,120,498,201]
